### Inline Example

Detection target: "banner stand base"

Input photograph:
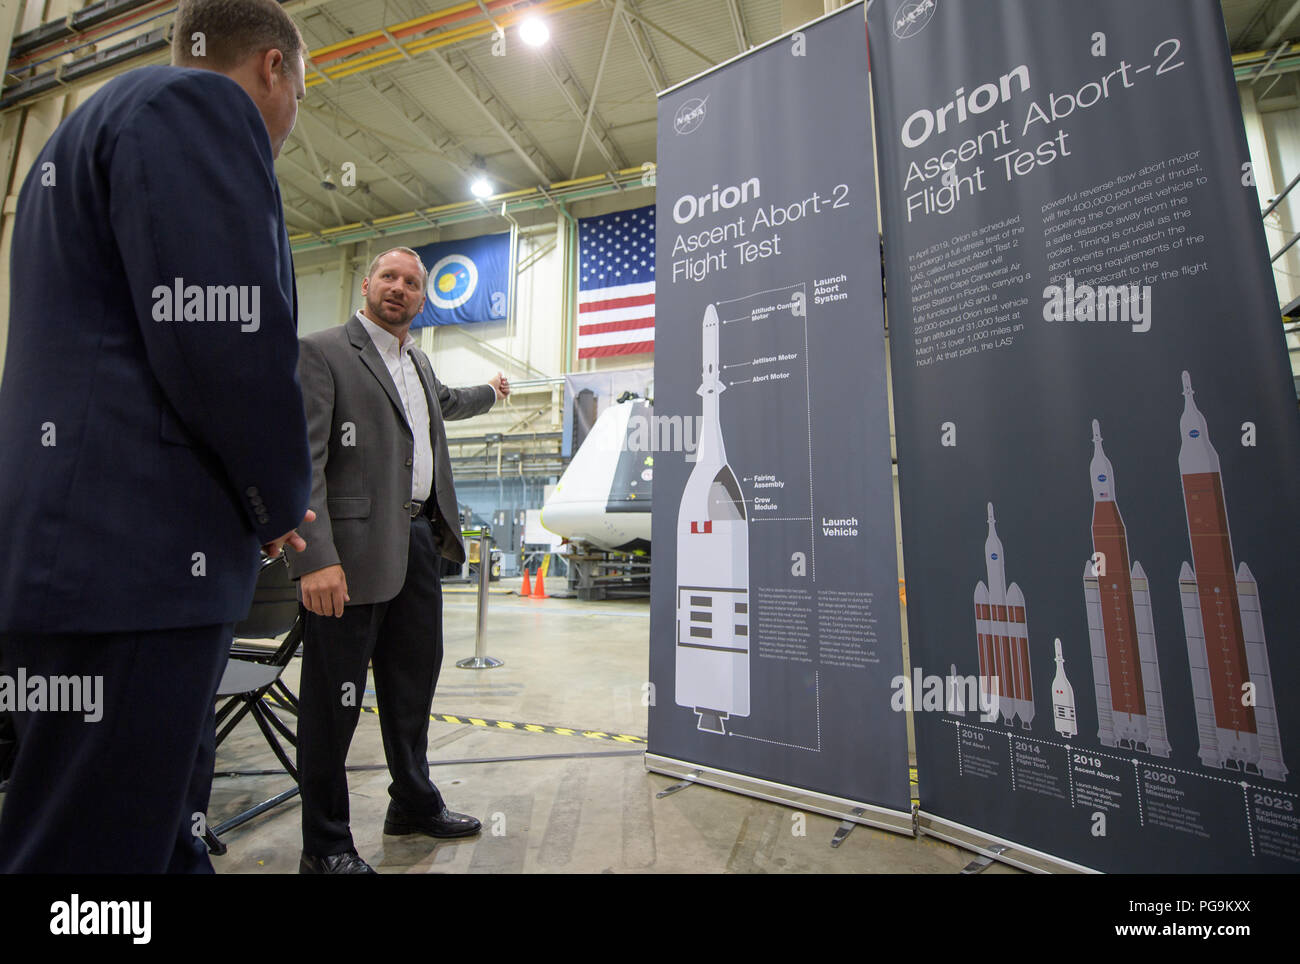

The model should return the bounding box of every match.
[645,753,915,838]
[918,812,1099,874]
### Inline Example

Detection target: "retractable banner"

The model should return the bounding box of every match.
[869,0,1300,871]
[647,1,912,830]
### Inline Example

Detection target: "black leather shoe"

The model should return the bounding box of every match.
[383,802,481,838]
[299,849,378,874]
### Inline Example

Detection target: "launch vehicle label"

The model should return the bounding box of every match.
[649,3,912,819]
[872,0,1300,871]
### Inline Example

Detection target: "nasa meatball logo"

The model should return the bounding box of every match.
[429,254,479,310]
[892,0,936,39]
[674,96,708,135]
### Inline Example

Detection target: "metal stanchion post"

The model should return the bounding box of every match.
[457,527,503,669]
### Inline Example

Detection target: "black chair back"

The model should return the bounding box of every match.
[233,555,299,641]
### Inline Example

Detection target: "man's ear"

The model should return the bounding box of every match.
[361,275,370,296]
[261,48,284,89]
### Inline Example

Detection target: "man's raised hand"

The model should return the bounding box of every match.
[489,371,510,400]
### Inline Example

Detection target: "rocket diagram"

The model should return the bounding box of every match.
[1083,419,1173,756]
[675,304,751,734]
[1176,371,1287,781]
[973,503,1035,729]
[951,374,1287,781]
[1051,638,1077,739]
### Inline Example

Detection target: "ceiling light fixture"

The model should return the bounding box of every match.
[469,155,494,199]
[519,16,549,47]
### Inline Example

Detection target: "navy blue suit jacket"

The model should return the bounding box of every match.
[0,65,312,633]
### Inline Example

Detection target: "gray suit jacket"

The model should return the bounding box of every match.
[286,315,496,605]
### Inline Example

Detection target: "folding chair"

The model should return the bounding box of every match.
[204,555,303,855]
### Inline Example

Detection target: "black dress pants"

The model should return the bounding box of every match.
[0,623,231,873]
[298,515,446,856]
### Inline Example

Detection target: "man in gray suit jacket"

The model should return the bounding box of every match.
[288,247,507,873]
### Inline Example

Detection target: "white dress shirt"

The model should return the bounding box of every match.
[357,311,433,502]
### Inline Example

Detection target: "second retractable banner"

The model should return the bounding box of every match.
[870,0,1300,871]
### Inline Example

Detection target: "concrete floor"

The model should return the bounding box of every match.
[206,578,1020,874]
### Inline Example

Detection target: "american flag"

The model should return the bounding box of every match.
[577,205,655,358]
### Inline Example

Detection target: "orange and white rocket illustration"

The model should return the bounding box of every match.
[1083,420,1172,756]
[1050,638,1077,738]
[973,503,1034,728]
[1177,371,1286,781]
[675,304,750,734]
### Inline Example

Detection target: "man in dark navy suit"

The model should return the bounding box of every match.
[0,0,314,873]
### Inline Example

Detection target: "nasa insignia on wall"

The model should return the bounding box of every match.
[410,232,511,328]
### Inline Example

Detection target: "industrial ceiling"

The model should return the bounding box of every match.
[5,0,1300,247]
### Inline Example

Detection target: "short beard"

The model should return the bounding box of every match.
[367,290,416,327]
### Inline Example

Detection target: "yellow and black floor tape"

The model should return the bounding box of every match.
[357,707,916,787]
[359,705,646,745]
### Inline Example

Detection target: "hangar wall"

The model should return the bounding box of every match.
[289,189,653,376]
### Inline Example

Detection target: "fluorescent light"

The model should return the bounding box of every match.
[470,176,493,198]
[519,17,549,47]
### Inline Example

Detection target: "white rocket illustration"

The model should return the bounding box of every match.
[1050,638,1077,739]
[973,503,1034,729]
[1082,419,1172,756]
[675,304,750,734]
[1177,371,1286,781]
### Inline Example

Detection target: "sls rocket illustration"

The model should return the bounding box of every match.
[675,304,750,734]
[1177,371,1287,781]
[1082,420,1173,756]
[973,503,1034,728]
[1050,639,1077,738]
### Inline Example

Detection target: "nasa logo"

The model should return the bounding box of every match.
[429,254,479,310]
[674,96,708,135]
[990,553,998,560]
[892,0,937,40]
[1189,429,1200,438]
[1098,474,1107,482]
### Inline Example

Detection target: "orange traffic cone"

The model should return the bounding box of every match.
[520,567,532,597]
[532,565,547,599]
